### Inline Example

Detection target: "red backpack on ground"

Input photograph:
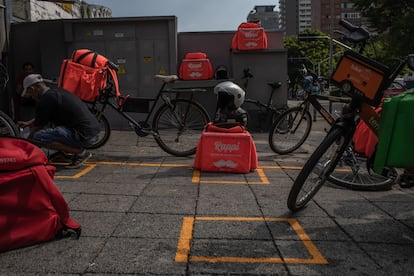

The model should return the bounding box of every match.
[58,49,121,103]
[0,137,81,252]
[194,123,258,173]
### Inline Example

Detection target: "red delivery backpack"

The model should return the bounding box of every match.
[179,52,214,80]
[0,137,81,252]
[58,49,121,103]
[194,123,258,173]
[231,22,268,51]
[353,107,381,158]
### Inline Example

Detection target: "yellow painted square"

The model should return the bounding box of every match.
[175,216,327,264]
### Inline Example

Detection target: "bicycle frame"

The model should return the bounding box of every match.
[91,77,204,137]
[296,91,351,127]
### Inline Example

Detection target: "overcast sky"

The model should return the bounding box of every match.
[84,0,279,32]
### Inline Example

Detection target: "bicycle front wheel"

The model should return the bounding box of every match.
[0,110,20,137]
[328,148,397,191]
[86,110,111,149]
[269,106,312,154]
[287,127,349,211]
[153,99,209,157]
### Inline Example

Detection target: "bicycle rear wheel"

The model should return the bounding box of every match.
[328,148,397,190]
[86,110,111,149]
[153,99,209,157]
[0,110,20,137]
[269,106,312,154]
[287,127,349,211]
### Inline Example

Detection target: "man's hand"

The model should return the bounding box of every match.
[17,118,34,128]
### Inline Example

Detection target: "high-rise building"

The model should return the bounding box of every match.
[247,5,281,30]
[279,0,369,35]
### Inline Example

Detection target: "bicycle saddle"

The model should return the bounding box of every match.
[154,75,179,83]
[339,19,370,44]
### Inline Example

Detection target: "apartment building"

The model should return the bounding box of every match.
[279,0,368,35]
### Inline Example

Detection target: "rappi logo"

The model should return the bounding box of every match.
[188,63,202,69]
[242,30,259,38]
[214,141,240,153]
[0,157,17,164]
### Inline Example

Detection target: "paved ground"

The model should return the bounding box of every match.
[1,114,413,275]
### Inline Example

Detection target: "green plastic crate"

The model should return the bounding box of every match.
[374,88,414,173]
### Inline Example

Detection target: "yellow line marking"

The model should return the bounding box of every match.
[260,165,302,170]
[175,217,194,262]
[192,169,269,185]
[257,168,270,184]
[175,216,327,264]
[85,161,190,167]
[55,164,97,179]
[288,218,328,264]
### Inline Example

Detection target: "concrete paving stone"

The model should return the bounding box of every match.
[67,179,147,196]
[318,200,393,220]
[334,218,414,244]
[283,201,329,218]
[0,237,105,274]
[192,220,273,240]
[358,187,414,202]
[190,239,281,259]
[254,199,294,218]
[87,237,187,274]
[69,194,137,212]
[197,171,248,183]
[142,183,198,198]
[283,241,386,276]
[112,213,185,239]
[373,201,414,221]
[196,184,263,217]
[130,195,197,215]
[189,239,289,275]
[154,165,195,177]
[70,211,125,237]
[268,217,351,242]
[275,240,320,260]
[359,242,414,275]
[188,262,289,275]
[311,184,368,202]
[149,175,195,185]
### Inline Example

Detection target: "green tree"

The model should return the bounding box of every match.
[352,0,414,59]
[284,29,337,95]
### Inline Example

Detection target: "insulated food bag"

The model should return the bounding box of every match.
[179,52,214,80]
[373,88,414,173]
[193,123,258,173]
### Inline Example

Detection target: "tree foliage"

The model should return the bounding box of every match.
[351,0,414,59]
[284,29,341,92]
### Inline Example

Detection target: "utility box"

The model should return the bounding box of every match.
[231,49,288,131]
[10,16,177,129]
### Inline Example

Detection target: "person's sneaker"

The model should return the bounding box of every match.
[65,150,92,169]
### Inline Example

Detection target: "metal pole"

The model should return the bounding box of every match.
[328,0,334,113]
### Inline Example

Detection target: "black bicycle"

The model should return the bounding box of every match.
[88,72,210,157]
[287,19,414,211]
[241,68,288,131]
